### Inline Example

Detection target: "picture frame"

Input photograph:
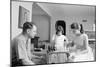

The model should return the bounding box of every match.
[18,6,30,28]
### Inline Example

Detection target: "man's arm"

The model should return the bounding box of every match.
[17,39,29,61]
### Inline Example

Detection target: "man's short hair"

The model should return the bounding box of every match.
[23,22,34,33]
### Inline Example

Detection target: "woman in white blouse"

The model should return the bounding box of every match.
[69,23,94,62]
[49,26,68,63]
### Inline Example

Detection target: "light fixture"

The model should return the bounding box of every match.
[82,19,87,22]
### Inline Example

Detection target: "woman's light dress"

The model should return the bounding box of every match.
[49,35,68,63]
[69,34,94,62]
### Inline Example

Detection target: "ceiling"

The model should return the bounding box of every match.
[37,2,95,17]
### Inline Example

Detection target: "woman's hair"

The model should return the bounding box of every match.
[70,23,84,34]
[56,26,64,35]
[70,23,79,29]
[80,24,84,34]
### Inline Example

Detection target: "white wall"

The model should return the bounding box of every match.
[50,15,95,40]
[32,3,51,41]
[36,3,95,41]
[35,3,95,41]
[32,15,50,41]
[11,1,33,39]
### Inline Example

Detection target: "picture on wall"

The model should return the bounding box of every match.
[18,6,30,28]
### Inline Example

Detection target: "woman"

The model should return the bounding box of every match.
[69,23,94,62]
[49,26,68,63]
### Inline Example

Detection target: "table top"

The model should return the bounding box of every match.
[48,50,69,54]
[32,50,47,55]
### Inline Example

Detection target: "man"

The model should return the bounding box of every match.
[11,22,38,66]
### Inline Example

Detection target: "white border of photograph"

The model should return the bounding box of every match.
[0,0,99,67]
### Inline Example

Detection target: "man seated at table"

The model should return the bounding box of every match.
[11,22,43,66]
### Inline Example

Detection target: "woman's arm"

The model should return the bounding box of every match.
[64,37,68,47]
[69,43,77,52]
[51,34,56,44]
[84,34,89,50]
[78,34,89,54]
[51,34,56,47]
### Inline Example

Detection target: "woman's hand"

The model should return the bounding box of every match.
[68,45,77,53]
[76,49,88,54]
[66,41,74,47]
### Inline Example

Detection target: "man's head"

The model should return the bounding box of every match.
[23,22,37,38]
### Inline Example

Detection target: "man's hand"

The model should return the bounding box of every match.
[21,59,35,65]
[31,55,43,59]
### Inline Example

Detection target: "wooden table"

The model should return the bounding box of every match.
[32,50,70,64]
[47,50,69,64]
[32,50,48,64]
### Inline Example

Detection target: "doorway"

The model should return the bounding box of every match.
[55,20,66,35]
